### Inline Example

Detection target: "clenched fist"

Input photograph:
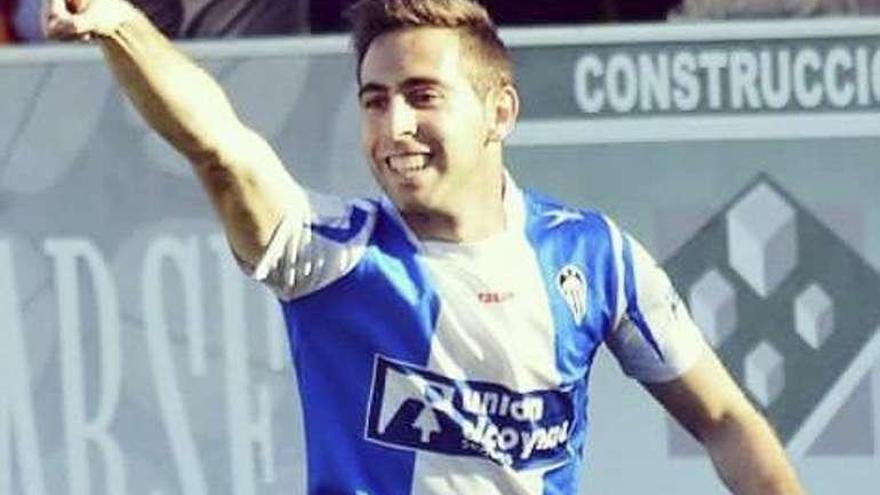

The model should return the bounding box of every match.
[42,0,140,40]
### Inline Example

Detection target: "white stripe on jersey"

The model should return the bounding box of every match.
[407,185,560,495]
[604,229,708,383]
[603,215,628,331]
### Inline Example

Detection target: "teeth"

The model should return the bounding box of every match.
[386,154,429,173]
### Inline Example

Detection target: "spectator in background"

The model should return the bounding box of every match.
[1,0,14,43]
[10,0,309,41]
[8,0,42,41]
[669,0,880,19]
[473,0,681,24]
[309,0,682,31]
[131,0,310,38]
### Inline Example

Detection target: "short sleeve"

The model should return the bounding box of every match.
[239,186,377,301]
[604,228,708,383]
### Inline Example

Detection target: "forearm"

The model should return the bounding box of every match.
[98,6,297,263]
[96,8,241,162]
[704,410,805,495]
[43,0,299,263]
[646,352,806,495]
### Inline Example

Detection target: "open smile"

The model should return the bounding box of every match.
[384,153,432,174]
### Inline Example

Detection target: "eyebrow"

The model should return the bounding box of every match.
[358,77,448,99]
[358,82,386,99]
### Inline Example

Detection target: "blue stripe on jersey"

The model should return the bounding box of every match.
[541,380,588,495]
[621,235,665,362]
[521,191,617,494]
[281,204,441,495]
[521,191,618,382]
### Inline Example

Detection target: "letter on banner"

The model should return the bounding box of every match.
[638,53,671,111]
[855,47,870,105]
[44,239,125,495]
[573,54,604,113]
[264,293,288,373]
[824,47,855,108]
[759,49,791,110]
[728,50,760,109]
[698,51,727,109]
[0,242,47,495]
[605,54,638,112]
[208,235,276,492]
[142,236,208,495]
[871,49,880,103]
[793,48,823,108]
[671,51,699,111]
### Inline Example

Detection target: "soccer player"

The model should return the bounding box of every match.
[44,0,806,493]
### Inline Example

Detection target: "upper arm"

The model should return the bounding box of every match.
[192,123,304,267]
[602,227,750,438]
[90,12,301,266]
[644,348,806,495]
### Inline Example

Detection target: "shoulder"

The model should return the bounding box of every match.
[307,192,379,223]
[520,189,621,244]
[303,193,380,243]
[251,191,381,301]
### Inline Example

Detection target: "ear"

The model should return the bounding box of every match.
[486,85,520,143]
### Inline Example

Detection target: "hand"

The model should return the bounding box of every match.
[42,0,140,41]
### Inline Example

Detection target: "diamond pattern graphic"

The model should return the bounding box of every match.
[663,174,880,455]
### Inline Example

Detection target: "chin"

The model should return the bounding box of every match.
[389,191,436,215]
[390,196,426,213]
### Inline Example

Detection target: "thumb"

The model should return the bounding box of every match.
[65,0,89,13]
[43,0,77,39]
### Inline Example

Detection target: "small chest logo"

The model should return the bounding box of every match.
[477,291,515,304]
[557,265,588,326]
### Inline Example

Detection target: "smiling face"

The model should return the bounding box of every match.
[358,27,510,230]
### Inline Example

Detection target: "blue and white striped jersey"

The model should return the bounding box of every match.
[245,176,707,495]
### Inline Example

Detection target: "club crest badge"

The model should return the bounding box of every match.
[557,264,588,325]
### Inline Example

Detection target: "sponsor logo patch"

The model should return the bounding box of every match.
[365,356,575,470]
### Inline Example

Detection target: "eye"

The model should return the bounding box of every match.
[407,88,442,108]
[360,94,387,111]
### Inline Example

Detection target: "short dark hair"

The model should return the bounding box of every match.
[346,0,514,96]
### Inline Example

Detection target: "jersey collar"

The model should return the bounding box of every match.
[379,171,527,255]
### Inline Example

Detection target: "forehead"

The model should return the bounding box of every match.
[360,28,469,88]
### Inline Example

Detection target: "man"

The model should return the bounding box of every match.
[43,0,806,493]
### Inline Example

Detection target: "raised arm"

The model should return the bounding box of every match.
[43,0,301,265]
[644,351,806,495]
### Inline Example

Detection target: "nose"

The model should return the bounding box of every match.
[387,96,417,139]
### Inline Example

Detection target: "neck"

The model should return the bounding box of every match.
[402,171,507,243]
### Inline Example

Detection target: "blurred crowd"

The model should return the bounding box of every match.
[2,0,880,45]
